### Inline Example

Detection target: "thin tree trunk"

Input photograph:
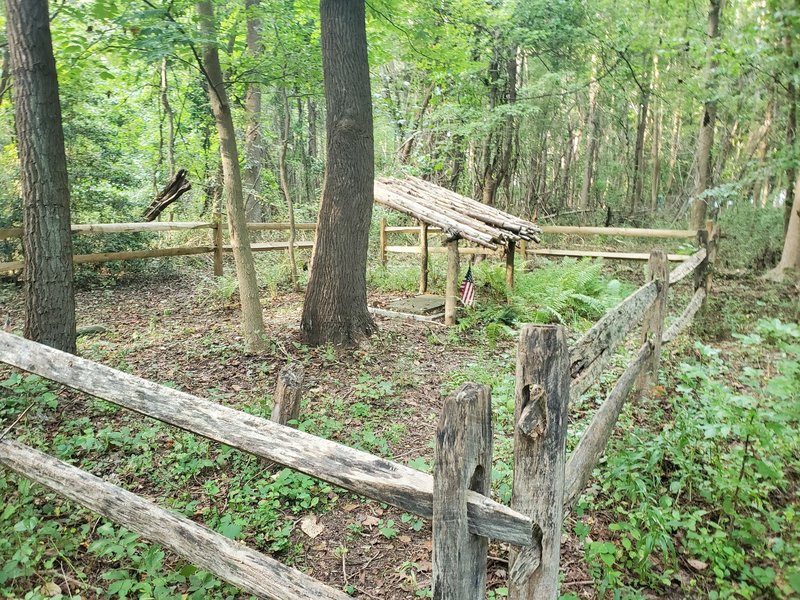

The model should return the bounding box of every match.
[650,54,662,211]
[6,0,76,353]
[197,0,266,353]
[243,0,265,223]
[630,71,651,212]
[690,0,722,230]
[301,0,377,346]
[766,171,800,281]
[279,87,299,291]
[784,28,797,232]
[398,84,434,164]
[579,56,600,211]
[160,58,176,179]
[0,48,10,106]
[665,111,681,200]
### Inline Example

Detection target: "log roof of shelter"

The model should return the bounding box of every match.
[374,176,542,250]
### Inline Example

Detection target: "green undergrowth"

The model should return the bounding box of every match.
[572,318,800,599]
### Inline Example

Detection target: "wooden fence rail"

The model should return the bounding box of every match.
[0,222,719,600]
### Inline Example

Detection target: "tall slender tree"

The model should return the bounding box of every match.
[6,0,76,353]
[301,0,376,345]
[197,0,266,352]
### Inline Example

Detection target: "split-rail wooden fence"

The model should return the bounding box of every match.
[0,224,719,599]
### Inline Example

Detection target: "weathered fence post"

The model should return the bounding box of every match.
[379,217,387,267]
[270,363,304,426]
[506,240,516,290]
[432,383,492,600]
[695,229,710,295]
[420,221,429,294]
[636,250,668,393]
[444,239,460,326]
[509,325,570,599]
[213,221,224,277]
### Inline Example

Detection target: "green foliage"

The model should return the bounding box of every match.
[578,319,800,598]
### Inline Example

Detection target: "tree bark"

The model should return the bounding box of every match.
[783,27,797,232]
[243,0,265,223]
[690,0,722,230]
[650,54,662,211]
[279,87,299,291]
[300,0,377,345]
[629,61,651,212]
[197,0,266,353]
[6,0,76,353]
[578,59,599,211]
[160,58,176,179]
[766,171,800,281]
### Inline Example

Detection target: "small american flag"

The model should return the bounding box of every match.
[459,265,475,306]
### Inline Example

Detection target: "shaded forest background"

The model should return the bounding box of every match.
[0,0,796,272]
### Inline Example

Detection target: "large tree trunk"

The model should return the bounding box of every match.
[300,0,377,346]
[243,0,265,223]
[766,172,800,281]
[7,0,76,353]
[197,0,266,352]
[690,0,722,230]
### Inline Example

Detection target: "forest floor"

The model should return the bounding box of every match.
[0,259,798,600]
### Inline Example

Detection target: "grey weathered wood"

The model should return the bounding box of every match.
[509,326,570,599]
[432,383,492,600]
[445,239,460,326]
[0,439,348,600]
[367,306,446,324]
[506,240,516,289]
[526,248,691,262]
[213,221,224,277]
[271,364,304,426]
[0,332,533,546]
[662,287,706,344]
[380,217,387,267]
[668,248,706,285]
[419,221,429,294]
[636,250,668,393]
[694,230,709,292]
[569,281,657,402]
[563,343,652,511]
[538,225,696,239]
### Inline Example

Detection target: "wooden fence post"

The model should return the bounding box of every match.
[432,383,492,600]
[509,325,570,600]
[379,217,387,267]
[419,221,429,294]
[445,239,460,326]
[694,229,709,294]
[270,364,304,426]
[506,240,516,290]
[636,250,668,393]
[213,221,224,277]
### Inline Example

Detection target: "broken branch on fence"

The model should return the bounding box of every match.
[143,169,192,221]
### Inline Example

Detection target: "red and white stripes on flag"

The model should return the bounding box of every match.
[459,265,475,306]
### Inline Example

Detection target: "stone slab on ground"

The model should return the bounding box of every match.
[388,294,445,315]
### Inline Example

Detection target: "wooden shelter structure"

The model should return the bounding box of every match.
[374,176,542,324]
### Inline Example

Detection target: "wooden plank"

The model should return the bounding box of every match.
[445,240,459,326]
[73,246,213,264]
[0,332,534,546]
[385,245,502,256]
[368,306,446,324]
[0,260,23,272]
[668,248,706,285]
[380,217,387,267]
[569,281,658,402]
[419,221,429,294]
[0,227,23,240]
[526,248,690,262]
[71,221,214,234]
[432,383,492,599]
[222,241,314,252]
[385,226,443,234]
[539,225,696,239]
[509,326,570,599]
[0,439,348,600]
[662,288,706,344]
[563,343,652,511]
[246,222,316,231]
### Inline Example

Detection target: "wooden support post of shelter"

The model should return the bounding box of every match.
[213,221,224,277]
[271,363,304,426]
[445,239,460,326]
[379,217,387,267]
[432,383,492,599]
[636,250,668,394]
[506,240,516,289]
[509,325,570,599]
[419,221,429,293]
